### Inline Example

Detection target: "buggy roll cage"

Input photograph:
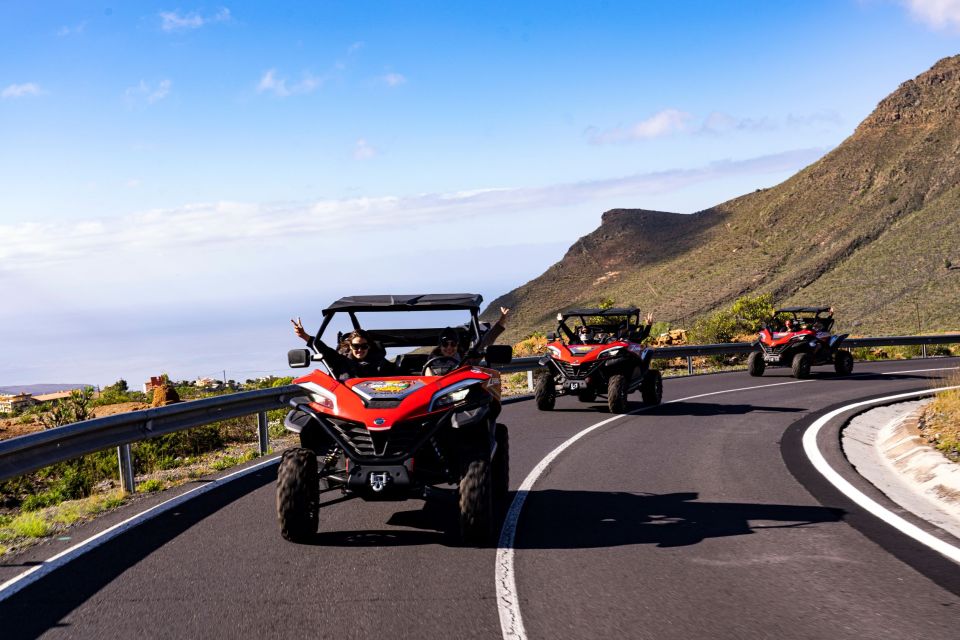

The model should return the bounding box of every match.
[310,293,486,352]
[768,306,834,332]
[555,307,642,344]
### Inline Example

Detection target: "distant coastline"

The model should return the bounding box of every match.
[0,383,95,396]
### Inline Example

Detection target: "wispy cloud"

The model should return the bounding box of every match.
[1,83,43,99]
[348,41,365,54]
[256,69,323,97]
[588,109,692,144]
[902,0,960,30]
[56,21,87,36]
[159,7,231,32]
[124,79,172,106]
[698,112,776,136]
[0,148,825,271]
[353,138,377,159]
[380,72,407,87]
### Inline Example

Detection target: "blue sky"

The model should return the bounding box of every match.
[2,1,959,388]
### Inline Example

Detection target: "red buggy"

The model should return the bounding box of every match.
[280,294,512,544]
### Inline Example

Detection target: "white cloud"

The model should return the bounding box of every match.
[903,0,960,30]
[124,79,172,106]
[698,111,776,135]
[1,83,43,99]
[256,69,323,97]
[588,109,692,144]
[353,138,378,159]
[125,179,142,188]
[348,41,365,54]
[159,7,231,32]
[0,148,825,271]
[56,21,87,36]
[381,73,407,87]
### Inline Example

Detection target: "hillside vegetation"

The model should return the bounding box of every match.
[487,55,960,342]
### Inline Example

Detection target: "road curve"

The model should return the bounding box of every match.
[2,359,959,639]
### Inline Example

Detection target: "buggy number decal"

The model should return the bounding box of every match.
[369,381,412,393]
[352,379,426,400]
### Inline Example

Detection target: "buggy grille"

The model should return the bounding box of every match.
[326,417,428,460]
[553,360,600,379]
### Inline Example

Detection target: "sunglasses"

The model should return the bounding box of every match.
[350,343,370,350]
[441,340,458,347]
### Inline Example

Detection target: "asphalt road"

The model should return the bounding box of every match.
[2,359,960,639]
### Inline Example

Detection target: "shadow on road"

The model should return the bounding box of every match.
[0,467,276,640]
[514,490,845,549]
[645,402,806,417]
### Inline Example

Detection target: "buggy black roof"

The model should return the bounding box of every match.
[323,294,482,314]
[562,307,640,318]
[775,306,831,314]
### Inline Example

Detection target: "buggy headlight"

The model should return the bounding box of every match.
[546,345,561,357]
[429,378,484,411]
[300,381,338,413]
[598,347,622,359]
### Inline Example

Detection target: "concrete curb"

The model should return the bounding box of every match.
[877,402,960,514]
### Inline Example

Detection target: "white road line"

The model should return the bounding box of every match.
[496,377,815,640]
[0,455,280,602]
[800,386,960,565]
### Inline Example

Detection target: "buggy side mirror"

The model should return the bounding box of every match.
[546,332,556,341]
[288,349,312,368]
[484,344,513,365]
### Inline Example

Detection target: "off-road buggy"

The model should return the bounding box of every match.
[747,306,853,379]
[535,307,662,413]
[279,294,512,545]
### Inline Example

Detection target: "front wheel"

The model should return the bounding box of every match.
[277,448,319,542]
[608,374,628,413]
[640,369,663,405]
[534,373,556,411]
[791,352,812,379]
[747,352,765,377]
[834,349,854,376]
[459,458,493,545]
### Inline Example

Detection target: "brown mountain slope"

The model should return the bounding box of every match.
[487,55,960,341]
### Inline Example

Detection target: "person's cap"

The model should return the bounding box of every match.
[439,327,459,343]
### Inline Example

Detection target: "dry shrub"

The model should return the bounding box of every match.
[919,371,960,461]
[513,334,547,357]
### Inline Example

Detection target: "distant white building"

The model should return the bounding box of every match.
[0,393,36,413]
[194,377,222,389]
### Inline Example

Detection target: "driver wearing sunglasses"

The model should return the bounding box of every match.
[290,319,395,380]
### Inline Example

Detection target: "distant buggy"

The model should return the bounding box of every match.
[748,306,853,379]
[535,307,662,413]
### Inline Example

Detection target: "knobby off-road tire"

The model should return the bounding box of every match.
[747,352,765,377]
[640,369,663,405]
[277,447,319,542]
[459,457,493,545]
[535,374,556,411]
[791,352,812,379]
[834,349,854,376]
[608,374,628,413]
[577,390,597,403]
[492,423,510,505]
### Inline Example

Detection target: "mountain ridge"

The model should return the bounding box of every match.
[486,55,960,342]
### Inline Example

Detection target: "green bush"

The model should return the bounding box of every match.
[690,309,738,344]
[731,294,775,332]
[137,478,165,493]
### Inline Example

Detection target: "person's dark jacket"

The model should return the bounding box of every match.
[313,338,397,380]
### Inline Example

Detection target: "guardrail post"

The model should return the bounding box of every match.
[527,370,534,392]
[922,344,928,359]
[117,444,135,493]
[257,411,269,455]
[687,356,694,375]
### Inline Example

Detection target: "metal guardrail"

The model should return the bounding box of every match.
[2,333,959,489]
[0,385,301,487]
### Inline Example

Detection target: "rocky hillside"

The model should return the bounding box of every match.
[487,55,960,341]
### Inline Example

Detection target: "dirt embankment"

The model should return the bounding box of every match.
[0,402,149,441]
